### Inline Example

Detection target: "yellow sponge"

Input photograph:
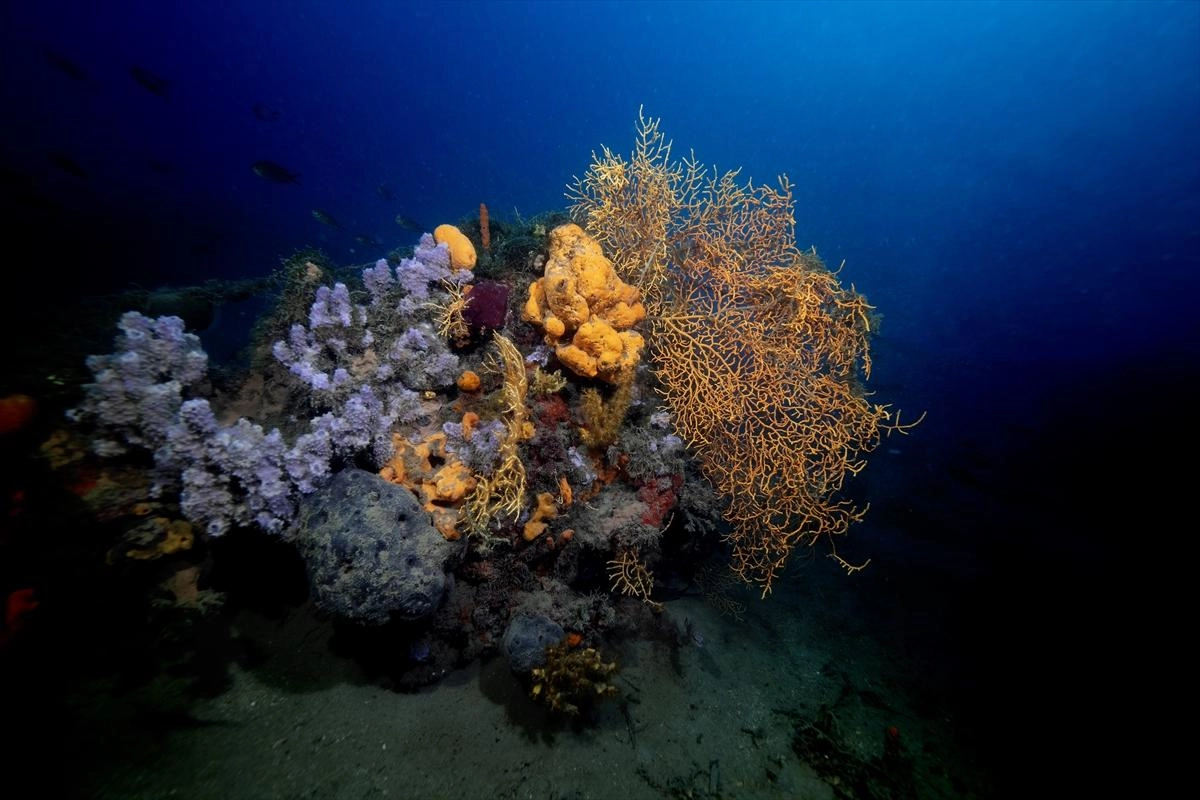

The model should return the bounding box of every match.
[434,224,477,270]
[522,224,645,383]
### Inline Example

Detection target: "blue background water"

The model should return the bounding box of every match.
[5,0,1196,404]
[2,2,1197,793]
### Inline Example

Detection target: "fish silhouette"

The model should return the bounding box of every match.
[394,213,423,232]
[253,103,281,122]
[312,209,340,228]
[252,160,300,184]
[130,65,171,98]
[48,152,88,179]
[45,50,87,82]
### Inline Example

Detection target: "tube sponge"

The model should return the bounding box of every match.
[434,224,477,270]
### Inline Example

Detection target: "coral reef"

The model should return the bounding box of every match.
[53,110,908,714]
[70,233,472,537]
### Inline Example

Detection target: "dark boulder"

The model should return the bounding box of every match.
[293,468,454,625]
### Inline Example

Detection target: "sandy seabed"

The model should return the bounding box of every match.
[65,547,989,800]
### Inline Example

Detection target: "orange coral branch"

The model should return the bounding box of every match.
[570,109,911,597]
[479,202,490,252]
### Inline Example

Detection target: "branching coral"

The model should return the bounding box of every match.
[530,640,618,716]
[607,547,660,610]
[566,113,684,312]
[529,366,568,395]
[430,279,471,347]
[570,108,916,596]
[578,381,633,450]
[461,332,529,543]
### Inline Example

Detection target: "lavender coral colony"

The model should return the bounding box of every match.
[63,112,898,704]
[72,233,468,538]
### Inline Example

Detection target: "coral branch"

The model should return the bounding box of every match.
[571,110,908,596]
[461,332,529,543]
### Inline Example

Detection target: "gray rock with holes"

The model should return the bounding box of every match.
[502,613,565,673]
[293,468,455,624]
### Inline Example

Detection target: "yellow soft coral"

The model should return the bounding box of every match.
[126,518,194,560]
[434,224,477,270]
[460,333,529,543]
[522,223,645,384]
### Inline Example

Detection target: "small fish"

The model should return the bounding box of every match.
[312,209,340,228]
[253,103,281,122]
[394,213,422,232]
[48,152,88,179]
[45,50,87,82]
[252,160,300,184]
[354,233,381,247]
[130,65,171,98]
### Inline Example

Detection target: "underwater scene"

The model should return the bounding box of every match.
[1,2,1196,798]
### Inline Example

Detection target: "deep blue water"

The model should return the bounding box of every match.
[5,0,1196,396]
[2,1,1197,794]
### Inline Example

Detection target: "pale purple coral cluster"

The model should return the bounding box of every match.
[152,385,422,536]
[396,233,465,302]
[71,234,474,538]
[386,326,461,389]
[309,283,359,329]
[443,417,506,474]
[309,384,423,466]
[362,259,395,305]
[157,399,303,535]
[273,235,468,396]
[68,312,208,457]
